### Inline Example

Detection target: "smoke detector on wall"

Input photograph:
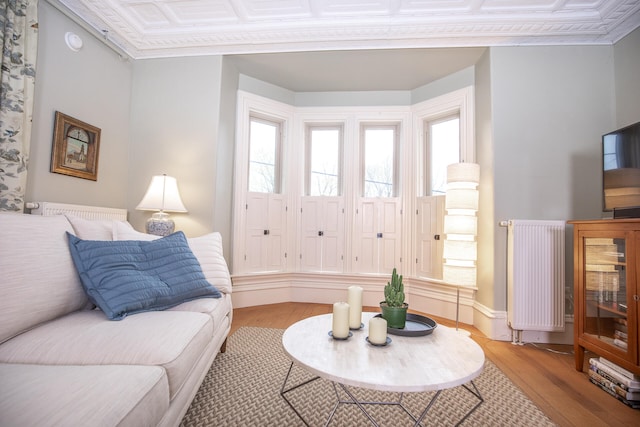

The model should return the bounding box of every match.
[65,32,83,52]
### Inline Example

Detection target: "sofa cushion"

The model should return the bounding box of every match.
[0,309,213,400]
[67,231,221,320]
[169,292,233,330]
[113,222,233,294]
[0,363,168,427]
[0,213,88,344]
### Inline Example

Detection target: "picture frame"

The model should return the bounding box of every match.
[50,111,101,181]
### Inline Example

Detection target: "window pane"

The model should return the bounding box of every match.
[430,117,459,195]
[363,128,395,197]
[309,128,340,196]
[249,119,279,193]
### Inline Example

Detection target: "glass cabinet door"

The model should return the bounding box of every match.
[583,236,629,354]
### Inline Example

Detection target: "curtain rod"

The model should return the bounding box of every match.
[44,0,131,60]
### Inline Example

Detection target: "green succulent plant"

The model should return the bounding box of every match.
[383,268,405,307]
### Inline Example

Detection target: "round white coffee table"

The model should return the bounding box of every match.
[281,312,485,426]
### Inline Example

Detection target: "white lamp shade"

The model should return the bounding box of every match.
[443,240,477,261]
[444,215,477,235]
[447,163,479,188]
[445,188,478,212]
[443,264,477,287]
[136,175,187,212]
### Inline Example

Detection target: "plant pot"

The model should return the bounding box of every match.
[380,302,409,329]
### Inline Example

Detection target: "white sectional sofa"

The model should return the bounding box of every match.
[0,212,233,427]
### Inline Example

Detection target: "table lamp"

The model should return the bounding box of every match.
[136,174,187,236]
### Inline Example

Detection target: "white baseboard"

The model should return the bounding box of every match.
[472,301,574,345]
[230,273,291,308]
[230,272,574,345]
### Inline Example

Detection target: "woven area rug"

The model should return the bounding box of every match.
[181,327,556,426]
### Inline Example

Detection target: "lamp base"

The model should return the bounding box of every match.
[146,212,175,236]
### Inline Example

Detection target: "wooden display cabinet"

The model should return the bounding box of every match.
[570,219,640,375]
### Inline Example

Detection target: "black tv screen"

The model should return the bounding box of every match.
[603,120,640,212]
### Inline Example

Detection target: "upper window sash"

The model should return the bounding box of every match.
[248,115,282,194]
[426,114,460,196]
[361,123,400,198]
[305,124,343,196]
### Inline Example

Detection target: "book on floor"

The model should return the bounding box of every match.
[589,377,640,409]
[599,357,640,381]
[589,368,640,401]
[589,358,640,390]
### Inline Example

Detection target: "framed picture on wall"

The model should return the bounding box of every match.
[50,111,101,181]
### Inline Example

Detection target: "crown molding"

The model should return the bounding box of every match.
[53,0,640,59]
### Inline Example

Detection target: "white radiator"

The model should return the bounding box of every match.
[27,202,127,221]
[507,219,565,335]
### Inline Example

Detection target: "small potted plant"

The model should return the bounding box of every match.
[380,268,408,329]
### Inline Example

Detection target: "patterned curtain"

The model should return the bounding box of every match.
[0,0,38,212]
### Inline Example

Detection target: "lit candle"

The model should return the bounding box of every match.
[369,317,387,345]
[347,286,363,329]
[332,302,350,339]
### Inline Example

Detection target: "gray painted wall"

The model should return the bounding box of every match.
[294,90,411,107]
[128,56,224,240]
[29,4,236,258]
[216,58,241,260]
[27,2,132,209]
[486,45,616,312]
[614,28,640,128]
[474,50,495,310]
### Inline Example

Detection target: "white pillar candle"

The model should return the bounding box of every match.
[347,285,363,329]
[369,317,388,345]
[332,302,350,339]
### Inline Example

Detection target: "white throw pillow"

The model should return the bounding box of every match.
[112,222,155,241]
[113,222,232,294]
[65,214,130,241]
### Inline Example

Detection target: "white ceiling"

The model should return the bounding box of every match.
[56,0,640,59]
[51,0,640,91]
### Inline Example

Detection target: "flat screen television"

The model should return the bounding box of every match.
[603,120,640,213]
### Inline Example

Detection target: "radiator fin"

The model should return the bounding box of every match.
[507,219,565,332]
[29,202,127,221]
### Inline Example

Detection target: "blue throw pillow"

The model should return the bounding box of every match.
[67,231,221,320]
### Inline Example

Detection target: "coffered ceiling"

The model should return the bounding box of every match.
[53,0,640,59]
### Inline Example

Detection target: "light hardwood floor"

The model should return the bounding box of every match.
[230,302,640,427]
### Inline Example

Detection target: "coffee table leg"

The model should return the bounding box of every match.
[323,383,342,427]
[280,362,321,426]
[413,380,483,427]
[281,363,483,427]
[456,381,484,426]
[413,389,442,426]
[336,383,381,426]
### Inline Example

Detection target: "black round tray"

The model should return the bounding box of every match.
[375,313,437,337]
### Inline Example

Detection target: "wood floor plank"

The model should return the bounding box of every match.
[230,302,640,426]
